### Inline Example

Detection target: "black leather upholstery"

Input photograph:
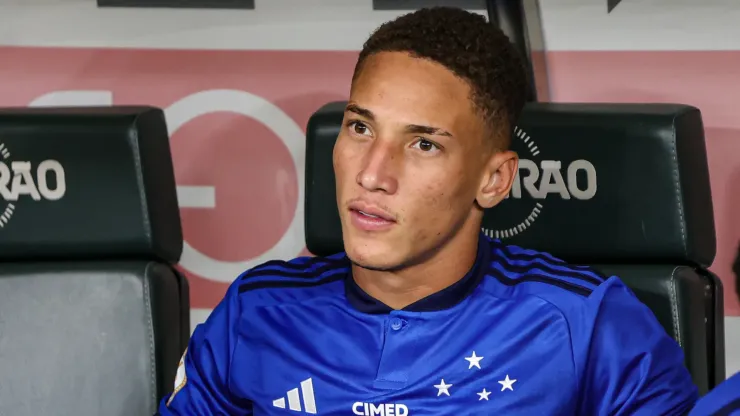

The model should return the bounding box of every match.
[304,101,725,395]
[0,107,189,415]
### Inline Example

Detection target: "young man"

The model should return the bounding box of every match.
[159,7,698,415]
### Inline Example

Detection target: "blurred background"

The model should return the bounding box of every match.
[0,0,737,375]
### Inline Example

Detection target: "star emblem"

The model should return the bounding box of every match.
[464,351,484,369]
[498,374,516,391]
[434,379,453,396]
[477,388,491,401]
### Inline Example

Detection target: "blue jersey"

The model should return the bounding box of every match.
[690,371,740,416]
[159,235,697,415]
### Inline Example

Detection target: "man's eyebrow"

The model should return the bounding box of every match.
[346,103,453,137]
[345,103,375,120]
[405,124,453,137]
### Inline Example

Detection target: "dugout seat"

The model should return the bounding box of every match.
[304,101,725,396]
[0,107,189,415]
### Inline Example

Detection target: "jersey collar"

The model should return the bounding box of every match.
[344,234,490,314]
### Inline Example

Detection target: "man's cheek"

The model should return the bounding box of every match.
[406,196,445,234]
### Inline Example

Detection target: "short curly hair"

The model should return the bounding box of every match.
[353,7,528,149]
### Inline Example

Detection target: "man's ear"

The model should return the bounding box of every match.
[476,150,518,209]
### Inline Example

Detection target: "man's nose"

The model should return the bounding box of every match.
[356,141,399,194]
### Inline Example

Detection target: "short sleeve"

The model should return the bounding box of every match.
[157,279,251,415]
[575,276,698,415]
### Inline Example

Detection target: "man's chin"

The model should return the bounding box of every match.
[349,259,400,272]
[344,242,405,272]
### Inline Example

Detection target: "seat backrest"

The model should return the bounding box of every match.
[304,101,724,395]
[0,106,189,416]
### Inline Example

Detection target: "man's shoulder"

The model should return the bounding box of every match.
[232,253,350,306]
[480,239,648,329]
[483,239,613,302]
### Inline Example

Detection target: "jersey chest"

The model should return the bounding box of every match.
[233,301,578,415]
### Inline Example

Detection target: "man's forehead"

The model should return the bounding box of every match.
[352,52,472,100]
[353,62,468,105]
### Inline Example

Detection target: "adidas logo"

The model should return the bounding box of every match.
[272,378,317,414]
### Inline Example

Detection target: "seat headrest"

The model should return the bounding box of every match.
[0,106,182,263]
[305,102,716,267]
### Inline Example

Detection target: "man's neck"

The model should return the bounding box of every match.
[351,229,480,310]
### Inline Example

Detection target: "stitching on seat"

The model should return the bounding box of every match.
[143,262,158,407]
[669,114,688,257]
[128,118,152,241]
[669,265,682,348]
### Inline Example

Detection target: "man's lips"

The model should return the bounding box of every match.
[347,201,396,231]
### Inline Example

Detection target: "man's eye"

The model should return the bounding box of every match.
[414,139,438,152]
[349,121,371,136]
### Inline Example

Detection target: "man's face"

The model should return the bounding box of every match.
[334,51,516,270]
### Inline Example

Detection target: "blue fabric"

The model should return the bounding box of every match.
[690,371,740,416]
[159,235,697,415]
